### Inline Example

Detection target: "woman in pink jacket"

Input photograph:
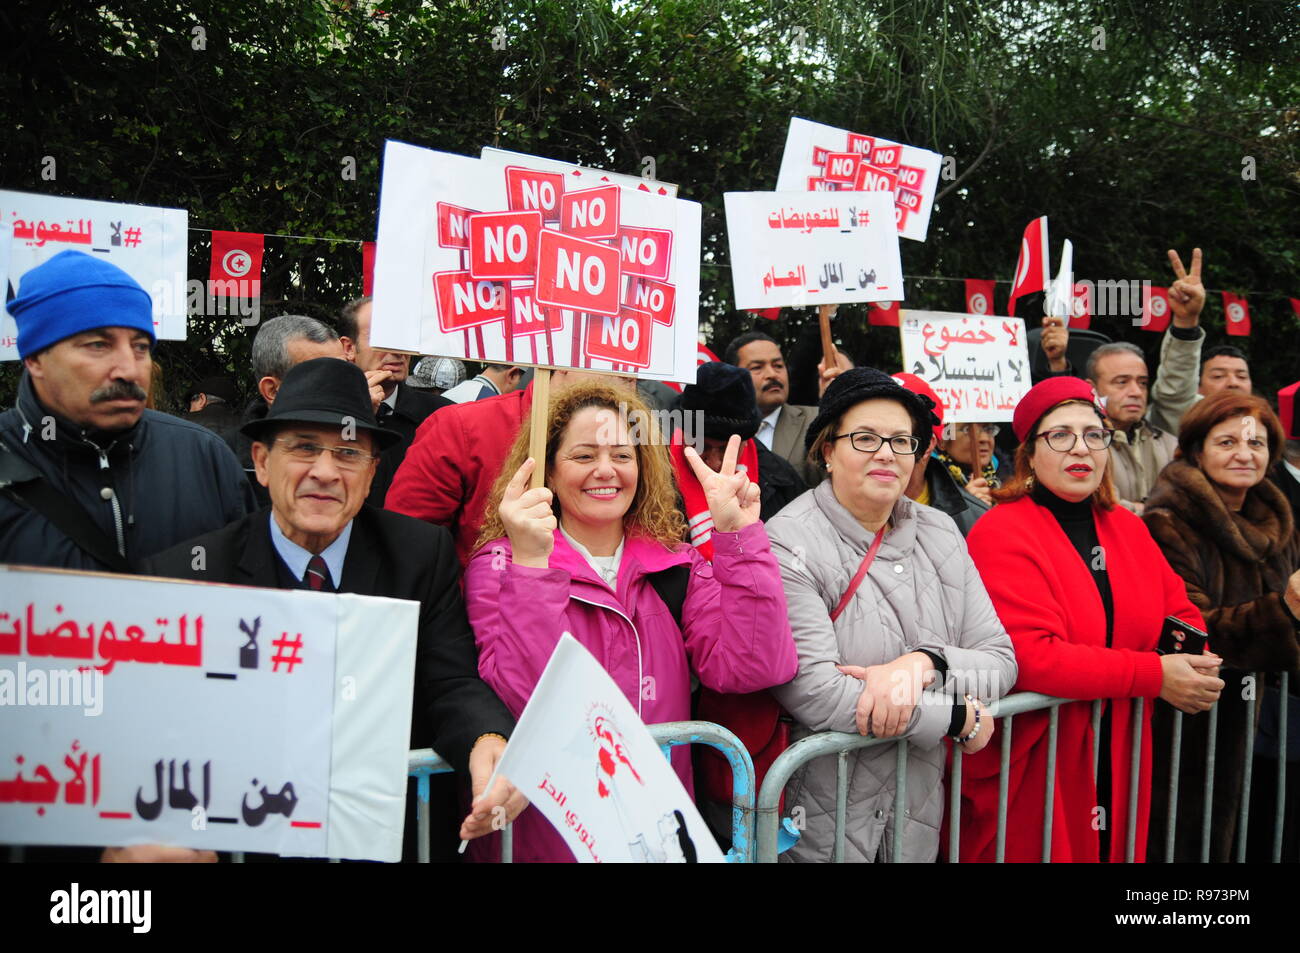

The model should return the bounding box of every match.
[464,381,798,862]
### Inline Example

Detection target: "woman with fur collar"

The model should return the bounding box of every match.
[1143,391,1300,861]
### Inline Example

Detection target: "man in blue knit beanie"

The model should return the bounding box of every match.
[1,249,253,582]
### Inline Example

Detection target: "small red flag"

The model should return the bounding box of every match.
[1288,297,1300,324]
[868,301,901,327]
[1140,285,1171,332]
[1070,282,1091,329]
[745,307,781,321]
[1222,291,1251,336]
[964,279,995,316]
[209,231,264,297]
[1006,216,1049,316]
[362,241,376,297]
[662,343,722,393]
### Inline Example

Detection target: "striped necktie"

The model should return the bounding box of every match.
[304,555,333,591]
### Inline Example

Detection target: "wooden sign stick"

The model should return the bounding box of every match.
[527,367,551,489]
[818,303,840,371]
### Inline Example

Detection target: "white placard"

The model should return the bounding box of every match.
[0,566,418,861]
[723,191,903,310]
[493,635,725,863]
[371,141,701,383]
[2,191,189,360]
[774,117,943,243]
[900,310,1031,422]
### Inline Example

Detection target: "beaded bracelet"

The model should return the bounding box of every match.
[954,694,981,744]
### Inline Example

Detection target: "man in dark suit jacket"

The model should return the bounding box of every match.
[149,357,520,861]
[338,296,451,506]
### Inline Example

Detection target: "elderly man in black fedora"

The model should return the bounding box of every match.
[148,357,521,862]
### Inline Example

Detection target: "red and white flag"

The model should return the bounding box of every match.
[1222,291,1251,337]
[209,231,264,296]
[964,279,995,316]
[745,307,781,321]
[1140,285,1171,332]
[1006,216,1049,317]
[362,241,376,297]
[1071,282,1092,329]
[662,342,721,393]
[868,300,900,327]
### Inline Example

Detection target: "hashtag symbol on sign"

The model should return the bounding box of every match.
[270,633,304,673]
[123,227,142,247]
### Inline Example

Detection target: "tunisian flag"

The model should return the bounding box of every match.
[661,342,721,393]
[868,300,901,326]
[1140,285,1172,332]
[1222,291,1251,336]
[209,231,264,296]
[964,279,996,316]
[1071,282,1092,329]
[1006,216,1049,317]
[362,241,377,296]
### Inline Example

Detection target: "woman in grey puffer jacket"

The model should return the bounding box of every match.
[766,369,1017,862]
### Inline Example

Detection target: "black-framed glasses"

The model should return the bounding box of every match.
[274,437,376,470]
[1034,428,1114,452]
[829,431,922,455]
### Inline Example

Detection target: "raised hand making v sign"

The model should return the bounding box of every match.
[1166,247,1205,327]
[682,434,762,533]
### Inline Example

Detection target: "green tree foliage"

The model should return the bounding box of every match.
[2,0,1296,409]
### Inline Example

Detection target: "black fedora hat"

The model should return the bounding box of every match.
[240,357,401,449]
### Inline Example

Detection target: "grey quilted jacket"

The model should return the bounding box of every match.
[766,481,1016,862]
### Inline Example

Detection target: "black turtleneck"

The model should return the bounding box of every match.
[1031,481,1116,859]
[1031,482,1113,644]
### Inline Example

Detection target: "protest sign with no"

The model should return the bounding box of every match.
[774,117,943,243]
[371,141,700,382]
[0,566,417,861]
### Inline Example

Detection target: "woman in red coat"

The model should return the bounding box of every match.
[958,377,1224,862]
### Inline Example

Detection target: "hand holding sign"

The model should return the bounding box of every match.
[1166,247,1205,328]
[682,435,760,533]
[500,457,557,567]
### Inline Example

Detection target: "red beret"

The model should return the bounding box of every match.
[1012,376,1105,443]
[892,372,944,443]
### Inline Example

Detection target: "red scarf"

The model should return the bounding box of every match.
[668,430,760,561]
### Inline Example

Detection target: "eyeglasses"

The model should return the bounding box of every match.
[274,437,376,470]
[829,431,922,455]
[1035,428,1114,452]
[954,423,1000,437]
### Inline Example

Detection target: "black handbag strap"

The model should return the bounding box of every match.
[0,439,135,574]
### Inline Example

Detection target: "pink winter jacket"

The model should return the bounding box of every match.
[463,520,798,862]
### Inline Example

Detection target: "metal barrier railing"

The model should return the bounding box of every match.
[756,674,1295,864]
[648,720,757,863]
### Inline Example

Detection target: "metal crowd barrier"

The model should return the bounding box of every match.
[756,673,1294,864]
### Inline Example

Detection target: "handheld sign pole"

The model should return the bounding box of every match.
[818,304,839,375]
[528,367,551,489]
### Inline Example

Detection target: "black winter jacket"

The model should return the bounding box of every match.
[0,372,255,571]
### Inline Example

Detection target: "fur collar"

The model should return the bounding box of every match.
[1145,459,1295,561]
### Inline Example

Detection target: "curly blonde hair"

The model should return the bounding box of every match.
[474,381,688,553]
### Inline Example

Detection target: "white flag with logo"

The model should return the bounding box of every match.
[491,634,725,863]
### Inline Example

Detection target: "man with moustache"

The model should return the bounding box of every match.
[0,251,253,572]
[724,332,824,487]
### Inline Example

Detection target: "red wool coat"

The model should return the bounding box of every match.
[959,496,1203,862]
